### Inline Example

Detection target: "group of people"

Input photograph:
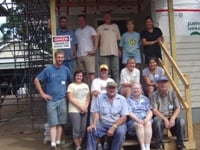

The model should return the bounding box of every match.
[50,11,163,86]
[34,12,186,150]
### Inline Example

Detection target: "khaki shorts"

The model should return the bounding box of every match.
[77,55,95,73]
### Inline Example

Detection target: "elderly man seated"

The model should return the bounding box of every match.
[87,81,129,150]
[150,75,186,150]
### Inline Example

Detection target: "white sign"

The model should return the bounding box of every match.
[52,35,71,49]
[152,0,200,36]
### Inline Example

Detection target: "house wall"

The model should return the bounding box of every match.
[176,36,200,108]
[55,1,200,122]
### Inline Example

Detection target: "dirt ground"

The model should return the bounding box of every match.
[0,97,199,150]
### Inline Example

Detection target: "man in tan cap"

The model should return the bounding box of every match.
[87,81,128,150]
[90,64,114,123]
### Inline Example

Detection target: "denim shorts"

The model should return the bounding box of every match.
[47,98,67,126]
[122,52,142,64]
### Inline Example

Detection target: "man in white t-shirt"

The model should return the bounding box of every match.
[97,11,121,84]
[75,15,98,85]
[90,64,114,123]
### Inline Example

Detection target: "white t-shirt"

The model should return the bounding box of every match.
[67,82,89,113]
[75,25,97,57]
[90,77,114,112]
[120,67,140,85]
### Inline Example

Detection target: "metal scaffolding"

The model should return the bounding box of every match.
[0,0,51,127]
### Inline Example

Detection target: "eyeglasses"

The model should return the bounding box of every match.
[107,86,116,89]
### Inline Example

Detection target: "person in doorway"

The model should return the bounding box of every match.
[127,83,152,150]
[57,16,77,74]
[97,11,121,84]
[150,75,186,150]
[119,58,140,98]
[141,16,164,64]
[87,81,129,150]
[120,18,142,68]
[67,70,90,150]
[34,50,71,150]
[75,15,98,85]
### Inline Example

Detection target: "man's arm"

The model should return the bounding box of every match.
[87,112,100,132]
[34,77,52,101]
[107,115,127,136]
[88,35,99,55]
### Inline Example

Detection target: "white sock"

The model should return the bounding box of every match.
[141,144,145,150]
[51,142,56,147]
[145,144,150,150]
[56,140,61,145]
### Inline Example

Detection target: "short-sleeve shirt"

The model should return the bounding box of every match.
[37,65,71,101]
[75,25,97,57]
[67,82,89,113]
[141,27,163,55]
[90,77,114,112]
[56,28,77,60]
[150,89,181,118]
[97,23,121,56]
[142,66,164,84]
[93,93,129,125]
[120,67,140,85]
[127,95,152,120]
[120,31,141,55]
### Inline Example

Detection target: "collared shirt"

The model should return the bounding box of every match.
[127,95,152,119]
[151,89,181,118]
[56,28,77,60]
[90,77,114,112]
[93,93,129,125]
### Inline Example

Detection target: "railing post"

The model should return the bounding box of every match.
[167,0,179,87]
[184,74,194,141]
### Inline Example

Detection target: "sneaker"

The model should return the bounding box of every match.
[97,143,103,150]
[103,142,109,150]
[177,144,186,150]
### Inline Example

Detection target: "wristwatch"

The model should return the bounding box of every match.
[112,124,118,129]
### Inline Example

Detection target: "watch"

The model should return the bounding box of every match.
[112,124,118,129]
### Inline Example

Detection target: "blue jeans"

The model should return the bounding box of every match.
[63,59,75,75]
[87,124,127,150]
[99,56,119,84]
[152,117,185,145]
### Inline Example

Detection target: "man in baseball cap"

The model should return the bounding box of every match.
[151,75,186,150]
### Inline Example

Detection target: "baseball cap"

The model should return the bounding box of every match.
[106,81,117,87]
[99,64,108,70]
[157,75,168,82]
